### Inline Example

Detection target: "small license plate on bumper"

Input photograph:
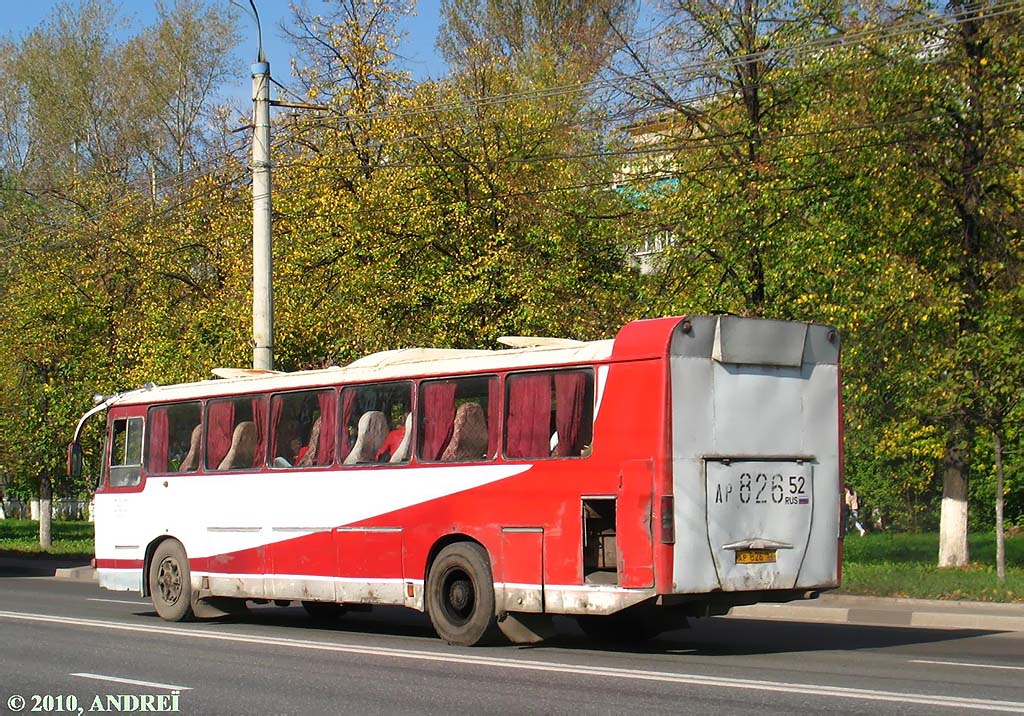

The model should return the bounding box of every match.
[735,549,777,564]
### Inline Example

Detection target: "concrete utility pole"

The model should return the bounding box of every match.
[251,59,274,370]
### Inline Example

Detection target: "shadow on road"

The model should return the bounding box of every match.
[614,616,998,656]
[154,602,1001,656]
[0,555,90,578]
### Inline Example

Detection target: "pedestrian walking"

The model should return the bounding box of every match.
[845,486,866,536]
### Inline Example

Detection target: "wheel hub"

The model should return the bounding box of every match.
[157,558,182,605]
[448,579,471,611]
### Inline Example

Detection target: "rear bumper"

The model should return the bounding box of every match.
[656,587,833,615]
[97,567,143,593]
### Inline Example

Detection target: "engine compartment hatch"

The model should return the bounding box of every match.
[705,458,814,591]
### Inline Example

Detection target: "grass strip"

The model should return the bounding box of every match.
[0,519,94,558]
[839,531,1023,602]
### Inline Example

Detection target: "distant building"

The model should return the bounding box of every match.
[617,113,697,274]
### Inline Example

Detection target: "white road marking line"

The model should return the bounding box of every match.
[912,659,1024,672]
[0,611,1020,714]
[87,598,150,606]
[71,673,191,691]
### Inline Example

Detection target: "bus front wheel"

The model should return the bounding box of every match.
[149,540,195,622]
[426,542,499,646]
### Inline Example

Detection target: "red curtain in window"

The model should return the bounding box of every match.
[207,401,235,469]
[317,391,337,466]
[487,378,500,458]
[148,408,169,473]
[340,390,357,460]
[421,382,456,461]
[252,398,267,468]
[506,374,552,458]
[269,397,285,462]
[554,372,586,457]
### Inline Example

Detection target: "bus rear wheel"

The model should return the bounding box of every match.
[149,540,194,622]
[426,542,499,646]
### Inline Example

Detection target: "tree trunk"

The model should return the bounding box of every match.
[938,434,970,567]
[38,473,52,549]
[994,429,1005,583]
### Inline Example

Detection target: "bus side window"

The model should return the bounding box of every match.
[206,396,267,471]
[418,375,498,463]
[109,417,143,487]
[505,369,593,459]
[270,389,336,469]
[146,402,202,474]
[340,382,412,465]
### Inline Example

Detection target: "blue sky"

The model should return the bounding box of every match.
[3,0,446,102]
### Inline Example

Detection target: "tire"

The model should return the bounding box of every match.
[302,601,346,620]
[149,540,194,622]
[426,542,499,646]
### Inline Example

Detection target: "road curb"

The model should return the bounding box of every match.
[729,599,1024,632]
[53,566,97,582]
[910,611,1024,631]
[729,604,851,623]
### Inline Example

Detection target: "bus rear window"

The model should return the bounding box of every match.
[109,417,143,487]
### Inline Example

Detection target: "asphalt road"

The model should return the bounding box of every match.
[1,575,1022,715]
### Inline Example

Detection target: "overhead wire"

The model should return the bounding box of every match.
[270,102,1024,176]
[0,133,254,253]
[226,123,1016,281]
[2,0,1020,254]
[271,0,1024,128]
[264,1,1024,162]
[263,117,1024,230]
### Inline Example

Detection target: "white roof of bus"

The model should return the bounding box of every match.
[113,338,616,406]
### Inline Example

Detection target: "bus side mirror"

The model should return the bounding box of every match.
[67,442,83,478]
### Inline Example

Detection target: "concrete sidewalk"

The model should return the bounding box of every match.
[5,556,1022,632]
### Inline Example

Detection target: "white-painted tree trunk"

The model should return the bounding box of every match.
[995,430,1005,583]
[938,448,969,567]
[38,474,52,549]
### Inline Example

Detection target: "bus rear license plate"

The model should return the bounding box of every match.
[735,549,776,564]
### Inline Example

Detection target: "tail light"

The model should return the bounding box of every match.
[660,495,675,544]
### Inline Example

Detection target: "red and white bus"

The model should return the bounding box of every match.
[70,315,843,645]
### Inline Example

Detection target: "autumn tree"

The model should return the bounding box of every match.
[613,0,876,319]
[849,0,1024,565]
[344,65,634,346]
[267,0,637,363]
[0,0,241,544]
[126,0,239,188]
[438,0,634,82]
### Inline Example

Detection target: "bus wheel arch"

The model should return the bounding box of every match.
[147,537,195,622]
[425,538,500,646]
